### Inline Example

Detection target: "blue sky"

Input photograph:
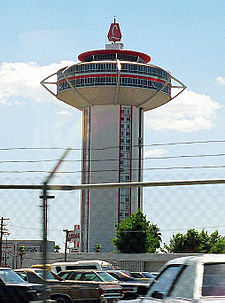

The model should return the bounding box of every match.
[0,0,225,249]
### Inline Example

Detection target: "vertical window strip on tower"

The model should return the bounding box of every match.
[119,105,132,222]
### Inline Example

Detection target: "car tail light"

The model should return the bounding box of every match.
[99,288,104,296]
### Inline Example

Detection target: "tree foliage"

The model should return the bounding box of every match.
[111,210,161,253]
[53,244,61,252]
[164,229,225,253]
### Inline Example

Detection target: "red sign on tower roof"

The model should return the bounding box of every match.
[107,18,122,42]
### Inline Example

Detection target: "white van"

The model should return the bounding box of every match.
[51,260,113,274]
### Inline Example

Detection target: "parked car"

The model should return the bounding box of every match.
[149,272,159,278]
[118,254,225,303]
[15,268,63,284]
[51,260,114,274]
[0,267,51,303]
[129,272,156,281]
[107,270,151,299]
[31,264,52,271]
[58,269,119,282]
[16,268,123,303]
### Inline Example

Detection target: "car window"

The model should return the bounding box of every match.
[0,269,26,284]
[16,271,28,281]
[55,266,62,273]
[146,265,182,299]
[82,273,101,281]
[131,273,143,278]
[68,265,97,269]
[68,272,82,280]
[59,272,70,279]
[97,271,118,282]
[170,264,196,299]
[202,263,225,296]
[34,269,56,280]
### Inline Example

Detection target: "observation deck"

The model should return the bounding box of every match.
[41,21,186,112]
[41,49,185,112]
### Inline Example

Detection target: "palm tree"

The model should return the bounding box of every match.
[54,244,61,253]
[94,244,102,252]
[17,245,25,268]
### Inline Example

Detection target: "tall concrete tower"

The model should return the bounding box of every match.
[41,19,186,252]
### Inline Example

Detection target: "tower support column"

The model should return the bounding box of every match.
[80,105,143,252]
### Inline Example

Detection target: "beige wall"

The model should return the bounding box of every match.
[21,252,199,271]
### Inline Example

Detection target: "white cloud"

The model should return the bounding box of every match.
[0,60,75,105]
[144,148,167,158]
[145,89,220,132]
[57,111,72,116]
[217,76,225,85]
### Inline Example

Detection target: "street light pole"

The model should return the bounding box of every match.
[63,229,72,261]
[0,217,9,266]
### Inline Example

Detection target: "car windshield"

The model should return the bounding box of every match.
[34,269,57,280]
[0,269,26,284]
[142,272,155,279]
[97,272,118,282]
[202,263,225,296]
[109,271,135,282]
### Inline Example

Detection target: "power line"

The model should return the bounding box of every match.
[1,152,225,164]
[8,224,40,231]
[147,140,225,147]
[0,164,225,174]
[0,151,225,164]
[161,225,225,232]
[0,139,225,152]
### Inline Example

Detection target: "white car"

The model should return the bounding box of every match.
[119,254,225,303]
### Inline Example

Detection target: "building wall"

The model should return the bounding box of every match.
[2,240,55,268]
[21,252,199,272]
[81,105,143,253]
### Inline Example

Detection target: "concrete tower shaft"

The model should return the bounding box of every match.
[81,105,143,252]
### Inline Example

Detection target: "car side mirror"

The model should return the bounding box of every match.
[151,290,164,299]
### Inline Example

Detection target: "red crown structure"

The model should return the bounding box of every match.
[107,18,122,42]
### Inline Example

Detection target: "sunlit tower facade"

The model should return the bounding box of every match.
[41,19,186,252]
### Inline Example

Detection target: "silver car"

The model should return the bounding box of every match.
[119,254,225,303]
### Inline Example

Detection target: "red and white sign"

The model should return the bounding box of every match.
[2,243,15,255]
[67,225,80,251]
[107,18,122,42]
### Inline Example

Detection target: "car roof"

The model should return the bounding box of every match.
[16,268,41,271]
[15,268,53,273]
[165,254,225,266]
[59,269,102,273]
[52,260,110,265]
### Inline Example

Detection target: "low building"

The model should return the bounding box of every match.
[2,239,55,268]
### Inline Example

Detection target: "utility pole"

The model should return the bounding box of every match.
[63,229,72,261]
[0,217,9,266]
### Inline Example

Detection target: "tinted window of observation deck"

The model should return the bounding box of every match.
[82,53,146,63]
[59,63,170,81]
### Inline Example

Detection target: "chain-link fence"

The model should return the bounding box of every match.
[0,145,225,301]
